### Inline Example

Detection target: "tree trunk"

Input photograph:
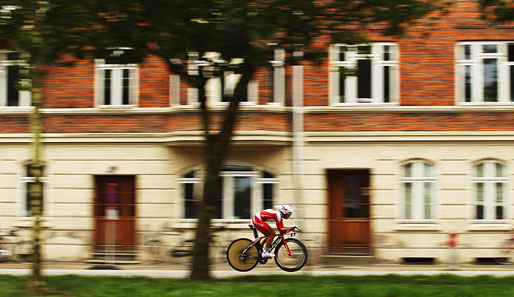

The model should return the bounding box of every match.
[190,66,254,279]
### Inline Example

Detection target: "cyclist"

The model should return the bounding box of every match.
[251,204,294,259]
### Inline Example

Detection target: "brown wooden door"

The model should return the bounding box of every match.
[327,170,371,254]
[94,175,136,251]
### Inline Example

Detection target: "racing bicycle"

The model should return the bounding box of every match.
[226,224,308,272]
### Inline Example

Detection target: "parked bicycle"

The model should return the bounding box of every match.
[170,226,227,262]
[226,224,308,272]
[0,229,33,263]
[495,232,514,265]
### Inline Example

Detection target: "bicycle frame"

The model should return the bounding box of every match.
[243,225,292,258]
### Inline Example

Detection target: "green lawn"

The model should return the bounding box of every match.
[0,274,513,297]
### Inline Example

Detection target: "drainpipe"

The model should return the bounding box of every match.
[291,47,304,240]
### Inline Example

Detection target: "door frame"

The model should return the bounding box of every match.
[326,169,373,254]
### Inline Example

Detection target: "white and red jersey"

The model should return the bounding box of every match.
[252,209,292,233]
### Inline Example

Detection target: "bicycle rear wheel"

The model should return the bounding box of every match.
[226,238,258,272]
[274,238,308,272]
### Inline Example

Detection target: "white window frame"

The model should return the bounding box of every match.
[18,163,50,218]
[179,167,278,221]
[399,160,436,222]
[94,59,139,108]
[0,51,31,108]
[471,160,508,222]
[456,41,513,104]
[269,48,285,105]
[329,43,399,105]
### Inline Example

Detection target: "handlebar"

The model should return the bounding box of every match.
[281,226,302,235]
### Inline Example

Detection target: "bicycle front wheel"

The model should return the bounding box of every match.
[274,238,308,272]
[226,238,258,272]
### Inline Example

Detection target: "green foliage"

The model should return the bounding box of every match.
[0,0,453,69]
[479,0,514,22]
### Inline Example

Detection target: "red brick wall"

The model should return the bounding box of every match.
[2,0,514,135]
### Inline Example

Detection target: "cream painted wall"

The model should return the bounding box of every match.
[1,138,514,264]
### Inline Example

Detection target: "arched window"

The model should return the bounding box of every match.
[473,160,507,220]
[400,160,435,220]
[179,164,277,220]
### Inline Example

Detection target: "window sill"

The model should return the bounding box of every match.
[467,221,511,231]
[395,221,440,231]
[96,105,137,109]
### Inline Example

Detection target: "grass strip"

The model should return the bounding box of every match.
[0,274,513,297]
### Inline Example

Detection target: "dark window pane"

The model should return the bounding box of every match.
[383,45,390,61]
[342,175,369,218]
[7,52,20,60]
[464,45,471,60]
[357,59,371,99]
[215,177,223,219]
[339,73,345,103]
[104,69,112,105]
[7,65,19,106]
[122,69,130,105]
[26,182,44,217]
[234,176,252,219]
[183,171,195,178]
[262,171,274,178]
[339,46,346,61]
[476,205,484,220]
[465,65,472,102]
[496,206,503,220]
[483,58,498,102]
[263,183,273,210]
[509,44,514,62]
[483,44,497,53]
[358,46,371,55]
[184,183,195,218]
[383,66,390,103]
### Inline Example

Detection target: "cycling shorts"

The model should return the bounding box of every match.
[251,215,271,234]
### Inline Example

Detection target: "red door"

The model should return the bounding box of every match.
[327,170,371,254]
[94,175,136,251]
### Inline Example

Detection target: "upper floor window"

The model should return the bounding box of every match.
[400,160,435,221]
[94,50,139,107]
[0,52,30,107]
[472,160,507,221]
[456,42,514,104]
[329,43,399,105]
[185,53,257,105]
[179,164,277,220]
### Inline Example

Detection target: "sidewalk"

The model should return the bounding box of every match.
[1,261,514,278]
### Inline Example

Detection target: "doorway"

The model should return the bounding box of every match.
[94,175,136,251]
[327,170,371,254]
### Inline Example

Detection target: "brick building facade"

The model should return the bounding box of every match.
[1,0,514,264]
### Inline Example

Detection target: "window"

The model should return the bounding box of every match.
[400,160,435,221]
[184,53,257,105]
[95,53,139,107]
[0,52,30,107]
[472,160,507,220]
[179,164,277,220]
[20,162,48,217]
[456,42,514,104]
[329,43,399,105]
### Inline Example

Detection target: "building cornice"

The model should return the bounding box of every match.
[0,130,292,146]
